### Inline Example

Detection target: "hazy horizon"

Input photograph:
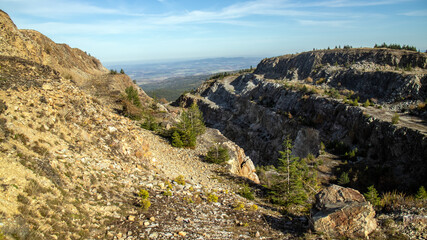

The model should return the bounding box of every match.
[2,0,426,63]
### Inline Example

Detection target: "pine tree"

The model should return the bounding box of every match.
[364,185,381,208]
[415,186,427,200]
[273,136,318,206]
[171,131,183,148]
[172,103,205,148]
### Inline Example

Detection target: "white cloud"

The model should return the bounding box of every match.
[400,10,427,17]
[4,0,124,17]
[298,19,352,27]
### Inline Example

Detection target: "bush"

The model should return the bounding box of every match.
[234,201,245,210]
[364,185,381,208]
[415,186,427,200]
[171,131,184,148]
[363,99,370,107]
[125,86,142,108]
[207,193,218,203]
[141,199,151,210]
[163,190,172,196]
[171,103,205,148]
[238,184,255,200]
[391,113,400,124]
[250,204,258,211]
[315,78,326,85]
[205,145,230,164]
[338,172,350,185]
[140,115,159,131]
[344,148,358,160]
[174,175,186,185]
[138,189,149,199]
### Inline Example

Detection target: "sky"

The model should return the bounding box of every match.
[1,0,427,63]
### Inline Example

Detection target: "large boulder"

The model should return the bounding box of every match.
[310,185,377,239]
[292,128,320,159]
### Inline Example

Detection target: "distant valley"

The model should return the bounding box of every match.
[106,57,261,101]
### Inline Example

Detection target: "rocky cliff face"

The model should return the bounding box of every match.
[179,49,427,192]
[255,48,427,106]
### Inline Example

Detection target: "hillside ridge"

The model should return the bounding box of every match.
[179,47,427,192]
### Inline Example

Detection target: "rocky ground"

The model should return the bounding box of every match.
[0,57,309,239]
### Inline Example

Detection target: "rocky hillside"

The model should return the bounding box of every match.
[0,10,107,85]
[0,10,302,240]
[178,48,427,192]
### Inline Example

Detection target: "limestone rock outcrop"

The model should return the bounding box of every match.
[200,129,260,183]
[310,185,377,239]
[177,48,427,191]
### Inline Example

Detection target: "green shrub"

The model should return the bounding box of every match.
[238,184,255,200]
[174,175,186,185]
[170,103,205,148]
[338,172,350,185]
[391,113,400,124]
[138,189,149,199]
[205,145,230,164]
[344,148,358,160]
[207,193,218,203]
[250,204,258,211]
[163,190,172,196]
[415,186,427,200]
[363,100,370,107]
[141,199,151,210]
[364,185,381,208]
[171,131,184,147]
[140,115,159,131]
[234,201,245,210]
[125,86,142,108]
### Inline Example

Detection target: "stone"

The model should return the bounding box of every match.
[128,215,135,221]
[178,231,186,237]
[292,128,320,159]
[149,217,155,222]
[148,232,158,239]
[310,185,377,239]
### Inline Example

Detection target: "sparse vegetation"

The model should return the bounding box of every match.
[234,201,245,210]
[415,186,427,200]
[267,136,319,208]
[141,199,151,210]
[205,144,230,164]
[170,103,205,148]
[337,172,350,186]
[374,43,417,52]
[238,183,255,200]
[364,185,381,209]
[138,189,149,200]
[391,113,400,124]
[207,192,218,203]
[174,175,186,185]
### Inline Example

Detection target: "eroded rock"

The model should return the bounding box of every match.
[310,185,377,239]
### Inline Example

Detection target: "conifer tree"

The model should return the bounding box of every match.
[272,136,318,206]
[172,103,205,148]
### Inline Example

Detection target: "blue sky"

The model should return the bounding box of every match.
[1,0,426,63]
